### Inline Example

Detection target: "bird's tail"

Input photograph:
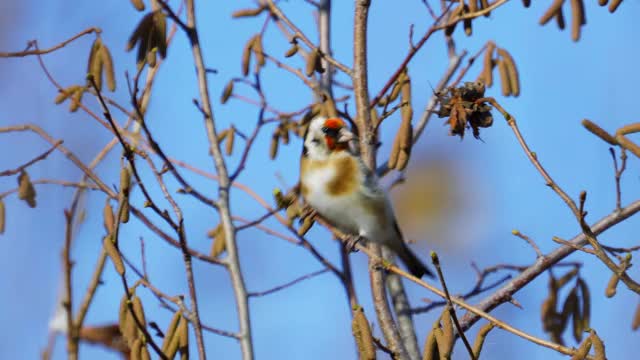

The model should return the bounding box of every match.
[392,241,434,279]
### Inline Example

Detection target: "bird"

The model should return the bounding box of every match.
[299,116,433,278]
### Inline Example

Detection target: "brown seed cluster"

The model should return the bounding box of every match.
[126,10,167,69]
[436,82,493,139]
[87,38,116,92]
[540,270,591,346]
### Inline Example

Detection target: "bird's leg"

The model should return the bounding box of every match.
[345,235,364,253]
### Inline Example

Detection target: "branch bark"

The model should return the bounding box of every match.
[185,1,253,359]
[352,1,408,358]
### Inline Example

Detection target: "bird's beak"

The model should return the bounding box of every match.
[337,128,355,143]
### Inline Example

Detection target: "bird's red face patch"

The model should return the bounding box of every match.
[322,118,348,151]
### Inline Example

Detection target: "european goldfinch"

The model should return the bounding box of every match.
[300,116,433,278]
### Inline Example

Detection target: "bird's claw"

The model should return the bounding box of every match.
[345,236,362,253]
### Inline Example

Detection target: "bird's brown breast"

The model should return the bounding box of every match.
[300,154,360,197]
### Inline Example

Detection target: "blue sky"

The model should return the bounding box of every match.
[1,1,639,359]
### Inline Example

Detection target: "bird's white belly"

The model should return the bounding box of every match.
[302,167,379,237]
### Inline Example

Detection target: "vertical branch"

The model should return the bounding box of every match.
[184,1,253,359]
[383,247,421,360]
[63,210,78,360]
[318,0,333,97]
[352,1,407,358]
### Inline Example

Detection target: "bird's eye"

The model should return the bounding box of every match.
[311,138,321,144]
[322,126,339,137]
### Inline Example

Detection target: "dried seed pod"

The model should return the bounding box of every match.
[232,5,267,18]
[120,200,130,224]
[104,235,125,275]
[210,226,227,258]
[570,0,584,41]
[253,35,266,68]
[140,345,150,360]
[146,48,157,68]
[481,42,496,87]
[280,124,290,145]
[119,296,136,345]
[608,0,622,13]
[178,315,189,358]
[472,322,495,358]
[463,5,473,36]
[577,278,591,330]
[0,199,4,234]
[439,309,455,358]
[557,268,579,288]
[480,0,491,16]
[561,287,578,329]
[539,0,565,25]
[241,36,256,76]
[162,311,182,353]
[306,48,320,77]
[130,0,145,11]
[103,200,115,234]
[130,337,142,360]
[297,216,314,236]
[541,276,559,332]
[572,290,583,342]
[497,48,519,97]
[388,74,404,103]
[226,127,235,155]
[284,44,299,58]
[153,11,168,59]
[522,0,531,7]
[54,86,80,104]
[589,330,606,360]
[120,166,132,196]
[221,80,234,104]
[605,272,619,298]
[394,110,413,171]
[423,329,440,360]
[164,319,182,359]
[556,8,566,30]
[132,296,146,329]
[217,129,230,142]
[17,171,36,208]
[497,59,511,97]
[445,5,463,36]
[598,0,608,5]
[88,38,104,90]
[99,44,116,91]
[387,132,400,170]
[632,302,640,330]
[351,306,375,360]
[269,132,280,159]
[285,202,301,226]
[570,337,592,360]
[581,119,617,145]
[69,87,84,112]
[469,0,479,12]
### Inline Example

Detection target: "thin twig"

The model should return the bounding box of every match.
[248,268,329,297]
[0,140,63,177]
[512,230,543,258]
[266,0,352,76]
[430,252,476,359]
[0,27,99,58]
